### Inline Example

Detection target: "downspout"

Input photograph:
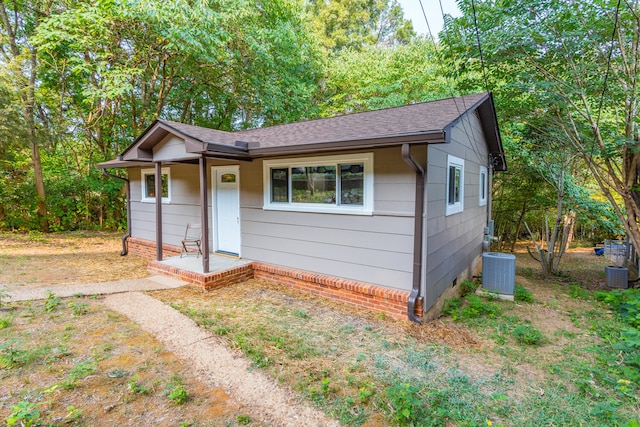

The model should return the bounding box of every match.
[402,144,425,324]
[485,155,496,251]
[101,169,131,256]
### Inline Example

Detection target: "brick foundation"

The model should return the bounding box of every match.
[131,237,422,321]
[148,260,255,290]
[252,263,422,320]
[128,236,182,259]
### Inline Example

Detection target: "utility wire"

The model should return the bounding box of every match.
[595,0,622,129]
[470,0,490,93]
[417,0,483,164]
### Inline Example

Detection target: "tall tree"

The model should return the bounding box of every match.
[316,39,453,116]
[0,0,52,230]
[444,0,640,253]
[306,0,414,52]
[35,0,322,156]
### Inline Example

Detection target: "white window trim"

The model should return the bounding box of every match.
[479,166,488,207]
[263,153,374,215]
[141,167,171,204]
[446,155,464,216]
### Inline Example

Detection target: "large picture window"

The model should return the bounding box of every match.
[263,153,373,214]
[141,167,171,203]
[446,155,464,216]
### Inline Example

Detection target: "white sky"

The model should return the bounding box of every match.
[397,0,462,38]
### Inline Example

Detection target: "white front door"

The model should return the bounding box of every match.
[212,166,240,255]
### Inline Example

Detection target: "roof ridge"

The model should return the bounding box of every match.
[236,92,489,135]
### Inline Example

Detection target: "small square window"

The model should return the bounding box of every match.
[446,155,464,216]
[141,168,171,203]
[479,166,488,206]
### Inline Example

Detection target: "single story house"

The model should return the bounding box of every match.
[98,92,506,322]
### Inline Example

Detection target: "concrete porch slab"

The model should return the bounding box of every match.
[158,254,253,274]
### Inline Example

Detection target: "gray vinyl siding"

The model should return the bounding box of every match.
[424,112,489,309]
[129,165,202,247]
[153,135,199,162]
[129,161,236,249]
[241,146,422,291]
[127,147,419,291]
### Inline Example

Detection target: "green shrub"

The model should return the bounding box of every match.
[5,401,41,427]
[514,285,533,303]
[600,289,640,328]
[237,414,252,425]
[68,301,89,316]
[443,294,501,322]
[460,280,478,296]
[167,385,189,404]
[443,297,463,316]
[128,375,151,395]
[0,316,12,329]
[512,325,543,345]
[386,383,421,424]
[44,291,60,312]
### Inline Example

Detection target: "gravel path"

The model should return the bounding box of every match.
[104,292,340,427]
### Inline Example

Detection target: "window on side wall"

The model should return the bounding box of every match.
[479,166,488,207]
[263,153,374,215]
[141,167,171,203]
[446,155,464,216]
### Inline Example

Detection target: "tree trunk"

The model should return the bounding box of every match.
[0,2,48,231]
[510,200,527,252]
[26,49,48,231]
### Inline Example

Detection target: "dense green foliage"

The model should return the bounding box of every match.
[596,289,640,385]
[1,0,323,230]
[0,0,631,251]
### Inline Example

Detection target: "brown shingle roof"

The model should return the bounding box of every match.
[236,92,489,148]
[107,92,505,170]
[157,120,238,146]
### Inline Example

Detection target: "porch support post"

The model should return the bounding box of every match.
[155,161,163,261]
[199,156,210,273]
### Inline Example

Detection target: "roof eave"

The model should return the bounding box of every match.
[95,159,153,169]
[477,93,507,171]
[441,92,507,171]
[249,132,446,157]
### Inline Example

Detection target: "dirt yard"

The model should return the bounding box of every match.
[1,232,636,426]
[0,232,263,427]
[0,231,149,287]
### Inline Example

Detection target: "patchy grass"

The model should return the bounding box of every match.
[0,232,261,426]
[151,246,639,426]
[0,294,260,426]
[2,233,638,426]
